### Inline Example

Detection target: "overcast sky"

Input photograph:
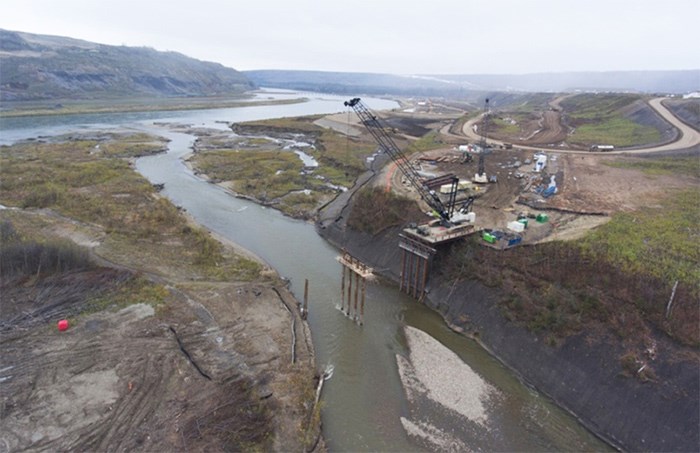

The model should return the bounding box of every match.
[1,0,698,75]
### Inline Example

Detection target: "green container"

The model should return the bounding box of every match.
[536,213,549,223]
[483,232,496,244]
[518,218,528,227]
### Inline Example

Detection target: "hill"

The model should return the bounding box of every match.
[0,29,255,101]
[245,69,700,97]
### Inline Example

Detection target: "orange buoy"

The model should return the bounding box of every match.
[58,319,69,331]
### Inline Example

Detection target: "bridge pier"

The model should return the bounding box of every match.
[399,234,436,301]
[337,250,373,325]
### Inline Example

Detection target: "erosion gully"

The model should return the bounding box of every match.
[1,90,608,451]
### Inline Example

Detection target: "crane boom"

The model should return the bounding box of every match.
[344,97,453,223]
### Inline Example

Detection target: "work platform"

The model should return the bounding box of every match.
[398,221,478,299]
[402,220,478,245]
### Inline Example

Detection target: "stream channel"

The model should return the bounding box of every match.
[1,90,609,451]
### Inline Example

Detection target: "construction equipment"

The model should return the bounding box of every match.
[473,98,491,184]
[458,196,475,214]
[473,153,488,184]
[344,97,470,226]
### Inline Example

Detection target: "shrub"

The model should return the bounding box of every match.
[0,236,92,277]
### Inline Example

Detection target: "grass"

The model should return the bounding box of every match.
[97,132,168,158]
[571,117,661,147]
[490,116,522,136]
[193,149,304,200]
[406,131,444,153]
[440,188,700,347]
[561,93,662,147]
[560,93,640,120]
[193,115,378,218]
[579,189,700,286]
[0,137,262,282]
[603,155,700,179]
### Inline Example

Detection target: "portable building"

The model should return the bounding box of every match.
[507,221,525,233]
[534,154,547,172]
[482,232,497,243]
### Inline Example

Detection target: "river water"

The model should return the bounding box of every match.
[0,90,609,451]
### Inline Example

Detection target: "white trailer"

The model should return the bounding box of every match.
[589,145,615,152]
[534,154,547,172]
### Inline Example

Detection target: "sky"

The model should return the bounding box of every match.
[1,0,698,75]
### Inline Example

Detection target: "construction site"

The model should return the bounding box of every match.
[328,95,700,301]
[331,96,697,243]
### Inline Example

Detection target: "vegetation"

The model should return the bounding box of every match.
[347,187,424,235]
[192,116,377,218]
[405,131,444,153]
[571,117,661,147]
[0,125,306,451]
[440,188,700,348]
[0,29,253,103]
[579,189,700,286]
[490,116,522,136]
[233,115,376,185]
[603,155,700,179]
[561,93,662,147]
[0,96,305,118]
[0,219,171,329]
[508,93,556,113]
[0,137,262,281]
[0,221,91,276]
[194,149,304,199]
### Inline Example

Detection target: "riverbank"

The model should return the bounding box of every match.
[316,180,699,452]
[0,95,307,118]
[0,135,323,451]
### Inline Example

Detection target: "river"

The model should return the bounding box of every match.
[1,90,609,451]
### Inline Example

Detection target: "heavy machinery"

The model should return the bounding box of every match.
[473,98,491,184]
[344,97,473,227]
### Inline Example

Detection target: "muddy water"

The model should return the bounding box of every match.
[2,92,609,451]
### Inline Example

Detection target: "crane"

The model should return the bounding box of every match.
[344,97,472,226]
[473,98,490,183]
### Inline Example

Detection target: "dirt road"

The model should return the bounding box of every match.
[643,97,700,151]
[461,97,700,154]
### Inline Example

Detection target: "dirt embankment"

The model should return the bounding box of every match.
[316,184,700,453]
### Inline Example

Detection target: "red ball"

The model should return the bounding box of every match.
[58,319,69,331]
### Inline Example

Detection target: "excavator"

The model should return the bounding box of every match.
[344,97,474,227]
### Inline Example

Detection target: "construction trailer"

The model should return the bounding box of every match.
[534,154,547,172]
